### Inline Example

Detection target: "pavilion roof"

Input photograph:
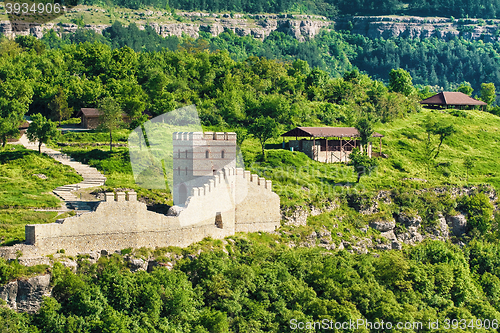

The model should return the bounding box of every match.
[281,127,384,138]
[419,92,487,106]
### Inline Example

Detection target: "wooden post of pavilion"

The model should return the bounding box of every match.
[325,137,328,163]
[313,137,316,161]
[340,137,343,163]
[379,137,382,154]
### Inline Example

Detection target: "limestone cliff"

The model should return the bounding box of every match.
[0,12,331,41]
[0,275,51,314]
[335,16,500,42]
[2,11,499,42]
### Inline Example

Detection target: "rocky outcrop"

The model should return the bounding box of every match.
[370,220,395,232]
[282,201,338,226]
[446,214,468,237]
[0,11,331,41]
[336,16,500,42]
[128,258,148,272]
[396,213,422,228]
[0,275,51,313]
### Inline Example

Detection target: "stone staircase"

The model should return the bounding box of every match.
[17,134,106,212]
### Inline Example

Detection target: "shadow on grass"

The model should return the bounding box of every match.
[0,149,31,164]
[1,238,24,247]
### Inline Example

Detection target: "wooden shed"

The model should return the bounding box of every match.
[76,108,101,129]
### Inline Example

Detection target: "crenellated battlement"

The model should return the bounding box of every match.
[188,167,272,198]
[104,191,137,202]
[10,131,280,257]
[173,131,237,141]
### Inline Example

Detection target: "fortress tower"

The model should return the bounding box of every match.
[172,132,237,206]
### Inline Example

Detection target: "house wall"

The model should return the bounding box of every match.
[82,117,101,130]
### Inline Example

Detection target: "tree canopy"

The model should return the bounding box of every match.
[27,114,58,153]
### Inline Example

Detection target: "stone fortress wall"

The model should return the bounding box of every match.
[17,132,280,256]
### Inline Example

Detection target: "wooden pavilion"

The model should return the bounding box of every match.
[419,92,487,110]
[280,127,384,163]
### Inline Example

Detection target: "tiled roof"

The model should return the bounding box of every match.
[77,108,101,117]
[281,127,384,138]
[420,92,487,106]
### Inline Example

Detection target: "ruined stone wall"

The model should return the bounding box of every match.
[234,170,280,233]
[24,167,280,256]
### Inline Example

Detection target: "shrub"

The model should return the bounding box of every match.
[457,193,493,234]
[448,109,467,118]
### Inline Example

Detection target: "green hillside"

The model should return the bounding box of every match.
[3,35,500,332]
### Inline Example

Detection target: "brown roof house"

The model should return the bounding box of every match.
[77,108,135,129]
[77,108,102,129]
[420,92,487,110]
[281,127,384,163]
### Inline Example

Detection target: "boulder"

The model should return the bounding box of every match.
[167,205,183,216]
[375,243,392,250]
[370,220,396,232]
[60,260,78,272]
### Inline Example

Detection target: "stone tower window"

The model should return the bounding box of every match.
[185,167,188,175]
[221,150,225,159]
[178,149,180,158]
[205,150,209,158]
[177,167,180,175]
[185,150,188,158]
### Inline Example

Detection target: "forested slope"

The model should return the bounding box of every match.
[75,0,500,19]
[3,23,500,333]
[3,234,500,332]
[33,23,500,95]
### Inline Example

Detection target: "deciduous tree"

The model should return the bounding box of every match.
[0,80,33,147]
[248,116,279,158]
[27,114,58,153]
[348,147,377,183]
[355,118,373,154]
[98,97,123,152]
[388,68,414,96]
[49,87,73,126]
[480,82,496,106]
[456,82,473,96]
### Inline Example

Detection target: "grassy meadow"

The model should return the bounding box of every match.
[1,108,500,244]
[0,145,82,245]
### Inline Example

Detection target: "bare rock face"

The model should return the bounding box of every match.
[391,240,403,250]
[370,220,396,232]
[435,214,450,239]
[128,258,148,272]
[336,16,500,43]
[446,214,468,237]
[380,230,397,241]
[282,207,309,226]
[396,213,422,228]
[396,226,424,245]
[0,275,51,313]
